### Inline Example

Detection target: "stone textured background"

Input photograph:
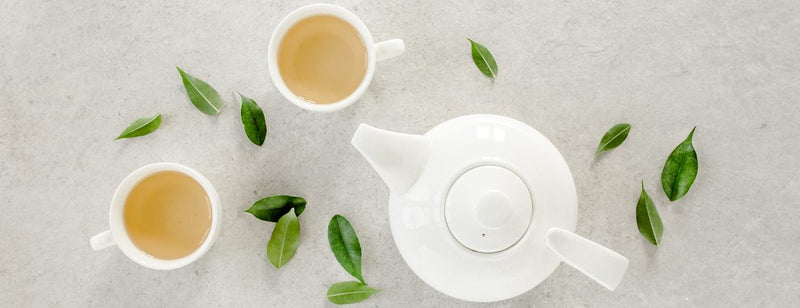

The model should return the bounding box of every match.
[1,0,799,306]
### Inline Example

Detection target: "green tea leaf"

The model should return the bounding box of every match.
[636,181,663,246]
[661,127,698,201]
[245,195,306,222]
[595,123,631,156]
[267,210,300,268]
[326,281,379,305]
[238,92,267,146]
[177,67,223,115]
[328,215,364,283]
[115,114,161,140]
[468,38,498,78]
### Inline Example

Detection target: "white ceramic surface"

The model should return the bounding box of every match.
[89,163,221,270]
[267,3,405,112]
[352,114,628,302]
[445,165,533,253]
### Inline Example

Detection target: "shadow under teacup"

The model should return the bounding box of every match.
[89,162,221,270]
[268,3,405,112]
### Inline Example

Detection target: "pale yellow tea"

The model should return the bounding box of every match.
[278,15,367,104]
[124,171,211,260]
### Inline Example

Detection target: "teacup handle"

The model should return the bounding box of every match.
[545,227,629,291]
[90,230,116,251]
[375,39,405,61]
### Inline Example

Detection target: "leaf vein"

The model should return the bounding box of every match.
[277,216,289,266]
[647,203,659,245]
[327,290,375,298]
[125,117,155,134]
[185,75,220,113]
[599,125,630,151]
[476,47,495,77]
[670,152,685,199]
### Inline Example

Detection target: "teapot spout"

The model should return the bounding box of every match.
[351,124,431,194]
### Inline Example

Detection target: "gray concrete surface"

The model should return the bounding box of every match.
[2,0,799,306]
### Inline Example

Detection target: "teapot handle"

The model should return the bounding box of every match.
[545,228,629,290]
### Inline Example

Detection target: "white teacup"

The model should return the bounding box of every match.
[89,162,221,270]
[267,3,405,112]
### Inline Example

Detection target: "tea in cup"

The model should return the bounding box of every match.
[89,163,221,270]
[268,4,405,112]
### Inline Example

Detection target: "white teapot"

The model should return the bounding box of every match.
[351,114,629,302]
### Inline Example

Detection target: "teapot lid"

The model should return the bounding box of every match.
[445,165,532,253]
[383,114,578,302]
